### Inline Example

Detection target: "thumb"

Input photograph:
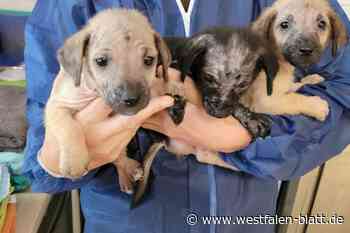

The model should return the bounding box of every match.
[134,95,174,123]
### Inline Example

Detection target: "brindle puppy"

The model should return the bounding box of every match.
[166,27,278,138]
[133,0,349,206]
[132,27,279,207]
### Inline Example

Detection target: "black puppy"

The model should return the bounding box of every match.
[166,27,278,138]
[131,27,279,207]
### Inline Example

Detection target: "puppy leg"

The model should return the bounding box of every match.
[132,142,165,208]
[195,150,240,171]
[289,74,325,92]
[255,93,329,121]
[165,79,186,125]
[232,103,272,139]
[113,149,144,194]
[45,106,90,178]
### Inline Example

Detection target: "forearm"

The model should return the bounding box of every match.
[23,100,97,193]
[220,78,350,180]
[38,132,66,177]
[170,103,252,153]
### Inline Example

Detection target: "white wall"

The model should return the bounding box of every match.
[0,0,36,12]
[339,0,350,17]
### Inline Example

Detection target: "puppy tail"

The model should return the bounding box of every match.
[131,141,166,209]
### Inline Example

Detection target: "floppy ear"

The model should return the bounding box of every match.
[57,28,90,87]
[252,8,277,42]
[328,11,348,57]
[154,33,172,82]
[179,34,212,81]
[257,49,279,96]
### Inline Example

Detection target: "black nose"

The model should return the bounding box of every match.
[205,96,221,108]
[119,82,144,107]
[122,95,141,107]
[299,47,313,56]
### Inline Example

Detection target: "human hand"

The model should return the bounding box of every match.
[39,95,174,175]
[143,68,252,153]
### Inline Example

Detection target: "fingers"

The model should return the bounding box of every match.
[134,95,174,123]
[75,98,113,126]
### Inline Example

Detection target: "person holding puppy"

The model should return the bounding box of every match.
[24,1,350,233]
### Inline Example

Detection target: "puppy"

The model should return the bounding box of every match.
[240,0,348,120]
[44,9,174,193]
[132,27,279,206]
[133,0,349,205]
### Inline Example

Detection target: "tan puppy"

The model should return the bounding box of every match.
[44,9,172,193]
[241,0,348,120]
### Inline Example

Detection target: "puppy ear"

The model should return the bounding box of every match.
[154,33,172,82]
[252,8,277,42]
[328,11,348,57]
[58,28,90,86]
[179,34,212,81]
[257,49,279,96]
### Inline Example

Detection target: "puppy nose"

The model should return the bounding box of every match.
[122,95,141,107]
[299,47,313,56]
[119,82,144,107]
[205,96,220,107]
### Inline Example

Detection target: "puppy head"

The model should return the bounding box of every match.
[58,9,171,115]
[253,0,348,68]
[182,28,278,118]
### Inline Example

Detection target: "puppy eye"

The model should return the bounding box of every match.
[238,80,250,88]
[280,21,289,30]
[95,56,108,67]
[318,20,327,30]
[144,56,155,66]
[203,74,216,84]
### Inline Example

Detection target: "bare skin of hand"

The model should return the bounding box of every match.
[143,68,252,153]
[39,95,174,175]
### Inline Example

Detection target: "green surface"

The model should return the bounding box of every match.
[0,9,31,16]
[0,80,26,87]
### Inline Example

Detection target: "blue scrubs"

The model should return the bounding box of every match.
[23,1,350,233]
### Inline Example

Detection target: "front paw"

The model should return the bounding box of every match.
[247,113,272,139]
[308,96,329,121]
[114,157,144,194]
[59,146,90,179]
[165,79,186,125]
[167,94,186,125]
[302,74,325,85]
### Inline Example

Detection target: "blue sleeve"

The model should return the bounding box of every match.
[221,0,350,180]
[22,0,108,193]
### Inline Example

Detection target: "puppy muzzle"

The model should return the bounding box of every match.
[203,96,234,118]
[282,36,322,68]
[105,81,150,115]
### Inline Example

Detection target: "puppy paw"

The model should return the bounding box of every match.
[115,157,143,181]
[165,80,186,125]
[302,74,325,85]
[59,146,90,179]
[114,157,143,194]
[167,94,186,125]
[232,104,271,139]
[308,96,329,121]
[247,113,272,139]
[117,168,134,194]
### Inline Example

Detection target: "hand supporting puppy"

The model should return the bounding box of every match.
[39,96,174,177]
[143,68,252,153]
